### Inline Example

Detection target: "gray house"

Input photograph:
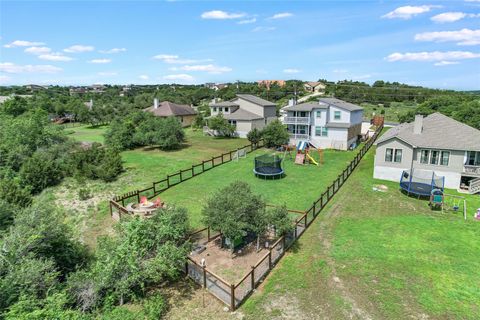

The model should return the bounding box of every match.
[374,113,480,193]
[209,94,277,137]
[282,98,363,150]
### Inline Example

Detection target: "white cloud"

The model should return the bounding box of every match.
[0,62,62,74]
[333,69,348,74]
[99,48,127,54]
[163,74,194,82]
[283,68,300,74]
[153,54,211,64]
[88,58,111,64]
[38,52,74,62]
[64,45,95,53]
[97,71,118,76]
[238,18,257,24]
[179,64,232,74]
[386,51,480,63]
[415,28,480,46]
[269,12,293,19]
[431,12,468,23]
[4,40,45,48]
[434,60,460,66]
[252,26,276,32]
[24,46,52,55]
[139,75,149,80]
[201,10,246,20]
[382,5,441,19]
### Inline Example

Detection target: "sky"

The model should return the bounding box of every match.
[0,0,479,90]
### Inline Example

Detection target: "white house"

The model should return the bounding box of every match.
[209,94,277,138]
[282,97,363,150]
[373,113,480,193]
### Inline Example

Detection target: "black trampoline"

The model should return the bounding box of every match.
[400,169,445,197]
[253,154,284,179]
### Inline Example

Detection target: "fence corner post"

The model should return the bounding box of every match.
[268,248,272,269]
[203,265,207,289]
[251,266,255,290]
[230,283,235,311]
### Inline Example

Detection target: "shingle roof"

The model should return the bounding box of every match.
[223,109,264,121]
[376,112,480,151]
[305,81,325,88]
[144,101,197,117]
[236,94,276,107]
[282,102,328,112]
[210,101,239,107]
[318,97,363,112]
[326,122,351,129]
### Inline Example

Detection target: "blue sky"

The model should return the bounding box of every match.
[0,0,479,89]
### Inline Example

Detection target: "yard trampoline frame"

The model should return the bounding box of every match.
[253,154,284,179]
[399,169,445,197]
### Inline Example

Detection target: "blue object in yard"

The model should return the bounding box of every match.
[297,141,308,151]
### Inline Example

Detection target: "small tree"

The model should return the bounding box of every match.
[192,112,205,130]
[247,128,262,146]
[208,114,235,137]
[267,205,293,237]
[202,181,265,251]
[262,119,289,148]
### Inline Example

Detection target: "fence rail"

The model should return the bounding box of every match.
[185,124,383,311]
[110,140,265,219]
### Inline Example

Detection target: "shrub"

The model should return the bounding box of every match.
[142,293,167,319]
[208,114,235,137]
[247,128,262,145]
[0,178,32,207]
[262,119,289,148]
[78,188,91,201]
[19,150,64,194]
[0,199,17,232]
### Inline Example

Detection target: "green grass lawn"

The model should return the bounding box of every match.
[239,144,480,319]
[361,102,417,123]
[65,124,108,143]
[160,147,360,228]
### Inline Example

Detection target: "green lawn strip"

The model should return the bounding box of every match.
[242,145,480,319]
[160,147,359,228]
[65,124,108,143]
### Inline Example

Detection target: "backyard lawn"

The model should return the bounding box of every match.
[165,143,480,320]
[160,147,361,228]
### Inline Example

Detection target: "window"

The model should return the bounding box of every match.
[316,111,322,118]
[440,151,450,166]
[212,107,217,112]
[334,111,341,120]
[430,150,440,165]
[315,126,328,137]
[394,149,403,163]
[385,148,393,162]
[224,107,229,113]
[466,151,480,166]
[300,111,307,117]
[218,107,223,112]
[420,150,429,164]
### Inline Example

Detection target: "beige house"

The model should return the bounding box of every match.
[209,94,277,137]
[144,99,197,127]
[374,113,480,193]
[304,81,326,94]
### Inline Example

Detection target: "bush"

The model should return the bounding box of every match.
[142,293,167,319]
[208,114,235,137]
[262,119,289,148]
[0,199,17,232]
[247,128,262,145]
[78,188,91,201]
[19,150,64,194]
[0,178,32,207]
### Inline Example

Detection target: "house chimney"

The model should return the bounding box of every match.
[413,115,423,134]
[154,98,159,109]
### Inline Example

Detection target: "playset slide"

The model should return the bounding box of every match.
[295,153,305,165]
[306,153,318,166]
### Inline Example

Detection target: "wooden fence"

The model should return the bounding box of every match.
[185,123,384,310]
[109,140,264,218]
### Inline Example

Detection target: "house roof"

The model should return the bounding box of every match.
[318,97,363,112]
[305,81,325,88]
[224,108,264,121]
[282,102,328,112]
[236,94,276,107]
[144,101,197,117]
[376,112,480,151]
[326,122,351,129]
[210,101,239,108]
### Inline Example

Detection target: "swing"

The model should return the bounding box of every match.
[452,198,460,212]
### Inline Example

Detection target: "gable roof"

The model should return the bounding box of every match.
[224,109,264,121]
[376,112,480,151]
[236,94,276,107]
[282,102,328,112]
[144,101,196,117]
[210,101,239,108]
[318,97,363,112]
[305,81,325,88]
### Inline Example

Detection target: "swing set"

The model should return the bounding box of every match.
[429,189,467,220]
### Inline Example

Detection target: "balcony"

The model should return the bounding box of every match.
[284,117,310,125]
[289,133,310,141]
[464,165,480,176]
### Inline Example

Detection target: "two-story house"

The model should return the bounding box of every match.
[373,113,480,193]
[282,97,363,150]
[209,94,277,137]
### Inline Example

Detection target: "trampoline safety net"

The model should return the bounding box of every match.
[400,169,445,196]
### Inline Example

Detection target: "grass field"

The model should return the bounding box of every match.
[161,148,360,227]
[165,141,480,320]
[65,124,108,143]
[361,102,417,123]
